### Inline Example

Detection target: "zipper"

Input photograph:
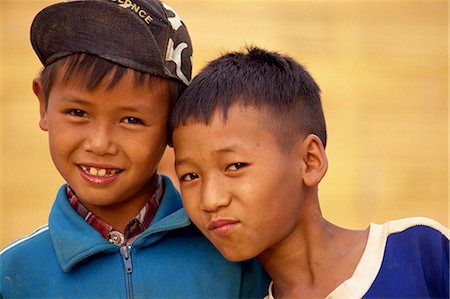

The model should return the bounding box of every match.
[120,245,134,299]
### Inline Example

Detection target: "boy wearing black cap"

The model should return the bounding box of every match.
[0,1,268,298]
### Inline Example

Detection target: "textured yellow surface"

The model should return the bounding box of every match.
[1,0,448,247]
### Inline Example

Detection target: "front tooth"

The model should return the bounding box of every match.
[97,169,107,177]
[89,168,98,176]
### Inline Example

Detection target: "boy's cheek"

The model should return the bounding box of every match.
[182,196,200,217]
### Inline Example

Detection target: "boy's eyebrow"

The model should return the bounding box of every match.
[116,105,159,116]
[174,156,192,167]
[60,97,93,106]
[175,144,241,167]
[215,144,240,154]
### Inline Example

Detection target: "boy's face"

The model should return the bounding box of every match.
[173,104,305,262]
[36,67,171,215]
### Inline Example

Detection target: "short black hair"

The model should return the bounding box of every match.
[39,53,186,108]
[169,46,327,149]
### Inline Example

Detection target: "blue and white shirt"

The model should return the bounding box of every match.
[265,217,449,299]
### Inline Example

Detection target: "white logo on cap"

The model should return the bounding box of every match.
[165,38,189,85]
[162,2,190,85]
[162,3,182,30]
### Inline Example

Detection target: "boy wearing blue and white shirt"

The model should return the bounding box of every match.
[170,46,449,299]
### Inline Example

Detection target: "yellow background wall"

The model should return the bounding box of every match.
[1,0,448,248]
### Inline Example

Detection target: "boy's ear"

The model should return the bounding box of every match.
[32,77,48,132]
[300,134,328,187]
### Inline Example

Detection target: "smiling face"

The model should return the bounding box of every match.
[35,66,171,220]
[173,104,306,261]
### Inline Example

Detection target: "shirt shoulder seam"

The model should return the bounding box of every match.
[1,224,49,255]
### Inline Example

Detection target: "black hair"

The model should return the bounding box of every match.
[39,53,185,108]
[169,46,327,149]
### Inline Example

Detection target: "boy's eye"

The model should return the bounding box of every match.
[180,173,199,182]
[226,162,247,171]
[67,109,88,118]
[122,117,144,125]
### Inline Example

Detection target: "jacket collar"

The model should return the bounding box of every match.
[49,176,191,272]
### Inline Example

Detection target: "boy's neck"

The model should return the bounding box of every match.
[257,190,369,299]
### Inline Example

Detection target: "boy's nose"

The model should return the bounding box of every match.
[83,123,118,156]
[200,177,231,212]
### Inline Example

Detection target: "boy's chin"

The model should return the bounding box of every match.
[216,246,255,262]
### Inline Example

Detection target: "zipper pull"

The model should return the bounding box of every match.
[120,245,133,273]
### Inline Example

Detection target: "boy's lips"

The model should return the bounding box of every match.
[77,164,123,185]
[207,218,240,236]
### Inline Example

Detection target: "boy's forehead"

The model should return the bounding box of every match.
[53,58,168,92]
[182,103,270,129]
[49,63,172,109]
[173,104,291,155]
[220,102,273,123]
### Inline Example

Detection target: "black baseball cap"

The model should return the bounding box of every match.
[31,0,192,86]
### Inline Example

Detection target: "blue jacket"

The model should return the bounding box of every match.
[1,177,269,298]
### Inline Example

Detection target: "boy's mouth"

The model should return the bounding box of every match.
[79,165,122,177]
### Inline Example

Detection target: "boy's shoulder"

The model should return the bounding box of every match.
[1,224,51,258]
[364,217,448,298]
[379,216,449,248]
[329,217,448,298]
[0,224,56,292]
[370,216,448,263]
[0,177,183,259]
[381,216,448,236]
